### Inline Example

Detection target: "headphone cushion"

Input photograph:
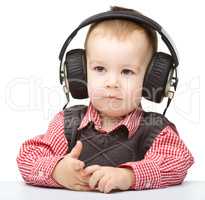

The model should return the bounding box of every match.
[65,49,88,99]
[142,52,173,103]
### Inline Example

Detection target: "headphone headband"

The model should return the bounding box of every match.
[59,10,179,67]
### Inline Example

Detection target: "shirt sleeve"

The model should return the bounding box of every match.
[16,112,68,188]
[119,125,194,190]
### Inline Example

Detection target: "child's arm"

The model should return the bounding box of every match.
[16,112,66,187]
[82,125,194,193]
[118,125,194,190]
[16,112,90,190]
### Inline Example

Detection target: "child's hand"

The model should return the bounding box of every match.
[52,141,91,191]
[83,165,135,193]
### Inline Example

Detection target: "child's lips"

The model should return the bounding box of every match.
[106,96,122,100]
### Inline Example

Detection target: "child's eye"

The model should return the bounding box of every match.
[122,69,135,75]
[94,66,105,72]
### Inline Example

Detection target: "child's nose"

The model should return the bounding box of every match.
[105,73,119,88]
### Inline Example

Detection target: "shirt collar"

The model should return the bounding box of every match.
[78,101,143,138]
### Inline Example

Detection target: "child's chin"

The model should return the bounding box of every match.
[92,99,134,117]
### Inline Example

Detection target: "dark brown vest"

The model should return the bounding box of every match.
[64,105,176,167]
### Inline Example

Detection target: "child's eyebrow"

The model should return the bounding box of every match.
[88,61,141,71]
[122,64,139,68]
[89,61,138,68]
[88,60,106,65]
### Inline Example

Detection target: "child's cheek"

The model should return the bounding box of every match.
[87,84,106,100]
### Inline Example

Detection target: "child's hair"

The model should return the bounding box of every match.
[84,6,158,56]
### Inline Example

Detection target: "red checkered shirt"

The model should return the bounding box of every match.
[17,102,194,190]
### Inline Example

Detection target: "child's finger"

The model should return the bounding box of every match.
[89,169,104,189]
[69,140,83,159]
[72,159,85,170]
[84,165,101,175]
[80,170,89,177]
[77,172,90,184]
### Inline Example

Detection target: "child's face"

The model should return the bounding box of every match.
[86,31,152,118]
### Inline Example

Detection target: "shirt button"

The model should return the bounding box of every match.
[38,171,44,177]
[145,182,151,188]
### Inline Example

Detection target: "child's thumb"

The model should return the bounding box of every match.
[69,140,83,159]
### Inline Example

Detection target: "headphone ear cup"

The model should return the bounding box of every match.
[64,49,88,99]
[142,52,173,103]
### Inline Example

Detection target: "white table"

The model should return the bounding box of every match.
[0,181,204,200]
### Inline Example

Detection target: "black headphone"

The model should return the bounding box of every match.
[59,9,179,113]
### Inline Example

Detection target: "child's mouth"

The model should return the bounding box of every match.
[106,96,122,100]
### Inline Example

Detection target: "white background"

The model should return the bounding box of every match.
[0,0,204,181]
